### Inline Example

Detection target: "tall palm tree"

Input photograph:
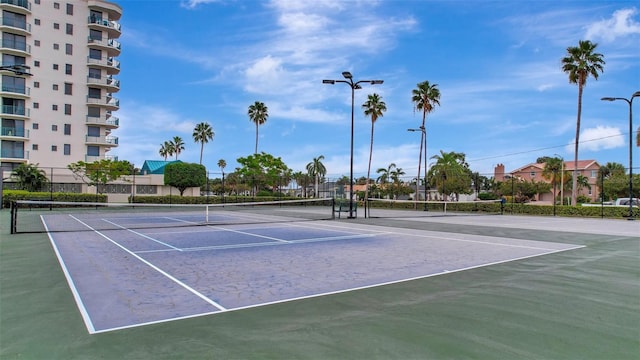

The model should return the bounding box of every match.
[193,122,214,165]
[171,136,185,160]
[218,159,226,196]
[159,141,170,160]
[306,155,326,198]
[248,101,268,154]
[362,93,387,204]
[411,81,441,202]
[562,40,605,206]
[542,157,563,200]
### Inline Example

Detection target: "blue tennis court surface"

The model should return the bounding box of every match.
[43,214,583,334]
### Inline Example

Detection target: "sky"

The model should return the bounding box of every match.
[112,0,640,180]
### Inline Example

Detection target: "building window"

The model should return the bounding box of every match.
[530,171,536,177]
[53,43,59,50]
[89,48,102,60]
[32,144,38,150]
[64,144,71,155]
[87,145,100,156]
[64,82,72,95]
[33,81,39,88]
[54,2,60,9]
[51,145,57,151]
[54,23,60,30]
[590,170,597,178]
[88,68,101,79]
[53,64,59,70]
[66,23,72,35]
[64,104,71,115]
[66,3,73,15]
[52,105,58,111]
[34,19,40,26]
[34,40,40,47]
[89,29,102,41]
[33,102,39,108]
[52,84,59,90]
[34,60,40,67]
[64,123,71,135]
[32,123,38,129]
[65,43,72,55]
[35,0,40,4]
[65,64,72,75]
[52,124,58,131]
[88,87,101,99]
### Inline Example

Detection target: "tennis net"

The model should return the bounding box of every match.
[10,198,336,234]
[365,198,504,218]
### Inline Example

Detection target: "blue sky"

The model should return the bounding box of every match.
[113,0,640,179]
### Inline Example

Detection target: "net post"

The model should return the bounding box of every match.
[331,198,336,219]
[205,204,209,223]
[10,201,17,234]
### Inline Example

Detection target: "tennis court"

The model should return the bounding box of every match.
[38,203,584,334]
[1,203,638,359]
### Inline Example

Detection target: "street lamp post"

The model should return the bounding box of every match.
[408,126,427,210]
[323,72,383,218]
[554,154,564,206]
[601,91,640,220]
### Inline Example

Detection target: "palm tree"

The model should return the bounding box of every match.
[542,157,563,201]
[362,93,387,204]
[12,163,48,192]
[376,163,396,198]
[193,122,214,165]
[218,159,226,196]
[428,150,467,201]
[171,136,185,160]
[306,155,326,198]
[562,40,605,206]
[159,141,171,160]
[411,81,441,202]
[248,101,268,154]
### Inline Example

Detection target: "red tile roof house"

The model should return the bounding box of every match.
[494,160,601,204]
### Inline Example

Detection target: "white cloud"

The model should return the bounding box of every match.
[585,8,640,42]
[565,125,625,152]
[180,0,221,9]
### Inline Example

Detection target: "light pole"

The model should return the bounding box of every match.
[601,91,640,220]
[408,126,427,210]
[323,71,383,218]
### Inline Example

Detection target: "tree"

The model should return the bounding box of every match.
[562,40,605,206]
[193,122,214,165]
[306,155,326,198]
[164,162,206,196]
[68,159,133,193]
[428,150,471,201]
[248,101,268,154]
[411,81,441,201]
[293,171,312,198]
[159,141,171,160]
[235,152,289,195]
[171,136,185,160]
[11,163,48,192]
[362,93,387,203]
[542,157,563,200]
[217,159,226,195]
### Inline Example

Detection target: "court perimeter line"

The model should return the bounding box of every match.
[67,216,228,321]
[42,215,96,334]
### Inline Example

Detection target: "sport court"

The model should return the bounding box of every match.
[41,205,583,334]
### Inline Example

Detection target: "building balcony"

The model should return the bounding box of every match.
[87,37,121,57]
[86,95,119,110]
[86,75,119,92]
[0,148,28,161]
[88,15,121,38]
[0,0,32,14]
[0,84,30,98]
[1,105,29,118]
[86,114,119,128]
[85,135,118,146]
[0,17,31,35]
[88,0,122,21]
[87,56,120,75]
[1,126,27,138]
[0,38,30,56]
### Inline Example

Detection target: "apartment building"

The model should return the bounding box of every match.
[1,0,122,172]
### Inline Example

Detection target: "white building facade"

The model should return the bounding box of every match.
[1,0,122,171]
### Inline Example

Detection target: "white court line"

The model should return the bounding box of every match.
[101,218,183,251]
[65,215,227,330]
[42,215,96,334]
